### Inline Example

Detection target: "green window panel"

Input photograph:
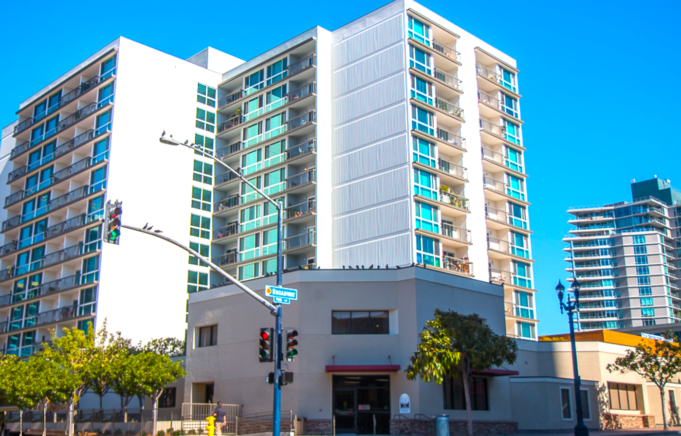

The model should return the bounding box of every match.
[266,58,288,86]
[190,214,211,239]
[196,108,216,133]
[193,160,213,184]
[189,242,210,266]
[194,134,215,156]
[191,187,212,212]
[197,84,217,107]
[187,270,209,293]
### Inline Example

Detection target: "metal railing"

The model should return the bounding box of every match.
[481,147,524,173]
[288,54,316,75]
[182,403,241,434]
[490,267,510,282]
[212,251,238,267]
[483,175,506,194]
[287,110,316,130]
[435,98,464,119]
[0,303,86,333]
[478,90,501,110]
[438,158,467,180]
[286,168,316,190]
[218,115,242,134]
[0,273,84,308]
[433,68,463,91]
[441,222,471,243]
[214,222,238,240]
[216,170,240,186]
[286,138,316,159]
[476,64,501,83]
[432,40,461,62]
[215,194,240,213]
[480,118,505,137]
[216,140,242,159]
[438,190,469,211]
[286,82,316,103]
[436,127,466,149]
[284,229,316,251]
[218,89,244,109]
[442,256,473,275]
[286,199,316,219]
[0,214,94,258]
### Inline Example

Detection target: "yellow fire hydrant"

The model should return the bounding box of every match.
[206,415,216,436]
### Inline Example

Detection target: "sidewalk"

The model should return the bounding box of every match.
[506,429,681,436]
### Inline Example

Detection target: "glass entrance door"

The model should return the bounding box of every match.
[333,376,390,434]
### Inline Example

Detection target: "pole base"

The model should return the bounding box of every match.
[574,423,589,436]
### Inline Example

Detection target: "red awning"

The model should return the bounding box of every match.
[325,365,401,373]
[473,369,519,376]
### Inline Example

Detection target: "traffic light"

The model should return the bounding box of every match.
[285,329,298,361]
[104,200,122,244]
[259,328,273,362]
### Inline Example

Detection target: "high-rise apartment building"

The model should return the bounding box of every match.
[0,0,539,356]
[564,177,681,329]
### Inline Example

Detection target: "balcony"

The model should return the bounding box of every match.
[0,213,100,259]
[437,158,467,182]
[442,256,473,276]
[217,115,243,135]
[0,242,97,284]
[485,206,530,233]
[212,251,238,267]
[5,157,102,209]
[505,302,536,320]
[0,304,91,335]
[417,222,471,247]
[2,185,104,233]
[216,140,242,160]
[432,40,461,64]
[13,73,114,136]
[435,98,464,121]
[490,268,511,283]
[0,273,89,309]
[213,222,238,242]
[478,90,521,121]
[481,147,524,175]
[218,89,244,110]
[285,168,316,191]
[11,101,112,161]
[437,190,469,213]
[434,68,463,92]
[214,194,240,214]
[476,64,520,97]
[286,138,316,161]
[284,229,316,253]
[215,170,240,187]
[285,199,316,222]
[488,237,531,261]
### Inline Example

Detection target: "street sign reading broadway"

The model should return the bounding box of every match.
[266,286,298,303]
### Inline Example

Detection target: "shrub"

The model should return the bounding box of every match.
[156,431,165,436]
[188,431,196,435]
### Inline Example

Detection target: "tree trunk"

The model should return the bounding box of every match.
[152,393,160,436]
[67,398,75,436]
[461,358,473,436]
[661,388,668,430]
[99,394,103,410]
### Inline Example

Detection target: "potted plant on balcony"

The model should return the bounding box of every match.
[440,185,449,193]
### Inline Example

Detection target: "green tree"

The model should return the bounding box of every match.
[86,321,131,409]
[110,352,146,410]
[406,310,517,436]
[137,338,186,357]
[136,353,186,435]
[607,333,681,430]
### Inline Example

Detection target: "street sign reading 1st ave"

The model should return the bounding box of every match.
[266,286,298,304]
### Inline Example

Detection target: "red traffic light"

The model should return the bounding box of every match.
[260,330,270,341]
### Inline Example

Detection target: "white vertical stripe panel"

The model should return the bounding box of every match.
[332,73,406,126]
[332,15,404,70]
[333,136,408,185]
[333,232,413,268]
[332,44,405,98]
[333,166,411,215]
[333,199,411,246]
[332,104,407,155]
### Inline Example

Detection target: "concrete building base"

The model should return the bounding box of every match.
[602,413,656,429]
[389,418,518,435]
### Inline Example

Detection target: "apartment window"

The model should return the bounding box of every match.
[643,319,657,326]
[640,298,653,307]
[514,291,534,319]
[194,134,214,156]
[633,235,646,244]
[191,187,212,212]
[241,176,262,203]
[504,146,523,173]
[101,55,117,79]
[636,266,650,276]
[516,321,535,339]
[197,84,216,107]
[410,75,434,105]
[93,137,109,164]
[239,233,261,261]
[416,235,440,267]
[639,287,653,296]
[98,84,114,107]
[95,111,110,135]
[411,106,435,135]
[414,201,439,233]
[501,94,519,118]
[196,108,215,133]
[508,202,528,229]
[9,302,39,331]
[409,46,432,75]
[45,115,59,137]
[266,58,288,86]
[414,168,438,199]
[240,205,262,232]
[193,160,213,184]
[504,119,521,145]
[608,383,638,411]
[635,255,648,265]
[412,137,436,167]
[634,245,647,254]
[197,325,218,347]
[266,85,287,112]
[264,169,285,195]
[511,232,530,258]
[159,388,176,408]
[238,262,260,280]
[34,100,47,121]
[505,173,525,201]
[500,68,516,93]
[243,121,263,147]
[263,199,282,226]
[241,148,263,175]
[641,308,655,318]
[638,276,651,285]
[78,287,97,316]
[189,242,209,266]
[263,258,277,276]
[243,95,264,122]
[190,214,210,239]
[408,16,431,45]
[511,261,532,288]
[82,255,100,284]
[560,388,572,420]
[443,375,488,410]
[332,311,389,334]
[264,140,285,168]
[187,270,208,293]
[262,228,278,256]
[244,70,264,95]
[264,113,286,139]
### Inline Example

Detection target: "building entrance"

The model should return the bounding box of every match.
[333,375,390,434]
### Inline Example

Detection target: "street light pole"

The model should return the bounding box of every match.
[159,132,284,436]
[556,279,589,436]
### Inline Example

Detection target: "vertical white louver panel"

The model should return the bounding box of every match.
[332,15,404,70]
[333,199,411,247]
[332,136,408,185]
[335,233,413,268]
[332,44,405,98]
[333,166,411,216]
[332,73,406,126]
[332,105,407,155]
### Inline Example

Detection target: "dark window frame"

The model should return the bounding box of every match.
[331,310,389,335]
[159,387,176,408]
[442,374,488,411]
[197,325,218,347]
[608,382,638,411]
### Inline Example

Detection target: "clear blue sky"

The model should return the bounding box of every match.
[1,0,679,335]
